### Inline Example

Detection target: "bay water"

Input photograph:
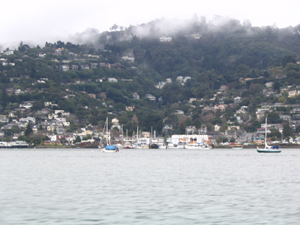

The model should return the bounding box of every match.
[1,148,300,224]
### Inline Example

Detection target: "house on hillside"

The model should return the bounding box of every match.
[71,65,79,70]
[186,126,197,135]
[133,92,140,99]
[234,97,242,104]
[219,85,228,91]
[145,94,156,101]
[108,78,118,82]
[162,124,173,134]
[19,102,33,109]
[159,36,172,42]
[122,56,134,62]
[265,82,274,88]
[62,65,69,71]
[288,90,300,98]
[166,78,172,83]
[81,65,89,70]
[91,63,98,69]
[4,50,14,55]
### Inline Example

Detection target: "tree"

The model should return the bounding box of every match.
[282,56,296,67]
[283,123,294,138]
[74,136,81,143]
[0,88,7,109]
[230,137,236,143]
[132,114,139,127]
[267,112,281,124]
[273,81,280,93]
[24,123,33,137]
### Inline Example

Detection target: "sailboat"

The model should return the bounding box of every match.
[100,118,119,153]
[257,117,281,153]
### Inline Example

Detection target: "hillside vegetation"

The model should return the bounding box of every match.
[1,18,300,143]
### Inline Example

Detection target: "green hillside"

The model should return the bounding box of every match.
[1,18,300,143]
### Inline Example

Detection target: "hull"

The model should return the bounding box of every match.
[134,144,149,149]
[150,143,159,149]
[185,144,211,150]
[167,143,185,149]
[257,149,281,153]
[232,147,243,150]
[102,148,119,153]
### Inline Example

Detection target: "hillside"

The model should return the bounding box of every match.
[1,18,300,144]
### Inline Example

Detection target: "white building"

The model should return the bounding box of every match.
[62,65,69,72]
[4,50,14,55]
[167,135,209,145]
[145,94,156,101]
[122,56,135,62]
[159,36,172,42]
[108,78,118,82]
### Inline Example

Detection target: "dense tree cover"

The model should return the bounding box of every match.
[1,18,300,136]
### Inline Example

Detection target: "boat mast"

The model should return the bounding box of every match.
[106,117,110,145]
[265,117,267,147]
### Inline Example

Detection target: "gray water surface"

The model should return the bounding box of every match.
[1,148,300,224]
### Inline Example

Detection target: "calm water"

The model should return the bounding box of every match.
[1,148,300,225]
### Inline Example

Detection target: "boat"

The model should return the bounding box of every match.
[185,142,211,149]
[124,142,133,149]
[232,147,243,150]
[257,117,281,153]
[158,142,167,149]
[11,141,29,148]
[133,143,148,149]
[100,118,119,153]
[0,141,29,148]
[167,142,186,149]
[0,141,12,148]
[150,143,159,149]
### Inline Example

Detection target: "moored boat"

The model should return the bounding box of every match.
[100,118,119,153]
[185,142,211,149]
[257,117,281,153]
[232,147,243,150]
[0,141,29,148]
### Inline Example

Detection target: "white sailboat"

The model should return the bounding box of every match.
[100,118,119,153]
[257,117,281,153]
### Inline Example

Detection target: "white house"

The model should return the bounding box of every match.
[122,56,134,62]
[20,116,36,124]
[62,65,69,72]
[4,50,14,55]
[108,78,118,82]
[19,102,33,109]
[166,78,172,83]
[133,92,140,99]
[234,97,242,104]
[159,36,172,42]
[145,94,156,101]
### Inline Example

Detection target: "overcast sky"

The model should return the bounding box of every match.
[1,0,300,49]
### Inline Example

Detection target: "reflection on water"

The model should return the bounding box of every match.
[1,149,300,224]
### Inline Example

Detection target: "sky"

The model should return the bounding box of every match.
[1,0,300,49]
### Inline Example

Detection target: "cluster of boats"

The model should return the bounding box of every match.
[0,141,29,148]
[100,142,212,152]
